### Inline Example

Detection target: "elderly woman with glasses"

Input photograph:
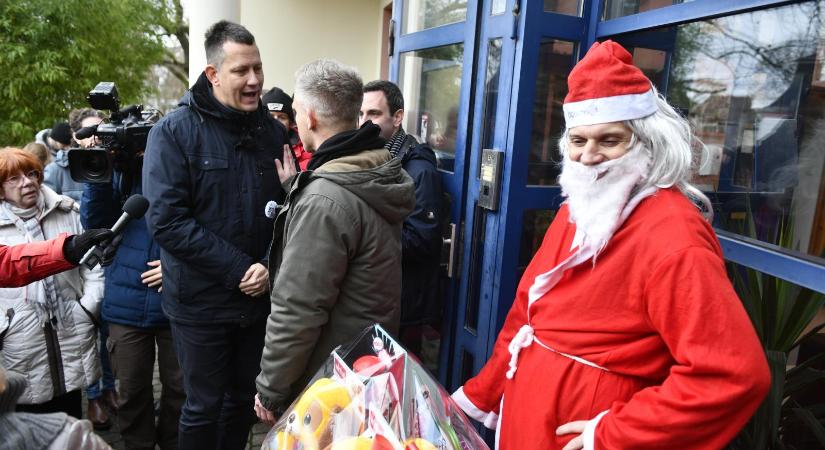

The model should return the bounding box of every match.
[0,147,103,418]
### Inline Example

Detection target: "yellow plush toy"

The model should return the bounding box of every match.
[276,377,352,450]
[327,435,397,450]
[402,438,438,450]
[328,436,374,450]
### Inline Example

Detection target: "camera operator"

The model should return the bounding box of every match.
[43,109,103,205]
[81,110,184,449]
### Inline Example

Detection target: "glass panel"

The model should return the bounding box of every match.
[460,350,475,385]
[528,40,576,186]
[398,44,464,172]
[492,0,507,15]
[481,39,503,155]
[544,0,582,16]
[403,0,467,34]
[519,209,558,268]
[630,47,667,92]
[603,0,693,20]
[651,1,825,260]
[464,205,487,332]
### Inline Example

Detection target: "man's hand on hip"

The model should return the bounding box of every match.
[239,263,269,297]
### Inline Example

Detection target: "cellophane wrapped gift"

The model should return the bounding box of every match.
[261,324,489,450]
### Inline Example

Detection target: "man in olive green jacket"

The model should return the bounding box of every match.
[254,60,416,420]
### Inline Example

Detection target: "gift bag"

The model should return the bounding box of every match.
[261,324,489,450]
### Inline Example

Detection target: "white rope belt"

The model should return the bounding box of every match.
[506,324,608,379]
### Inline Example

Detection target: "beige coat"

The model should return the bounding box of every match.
[0,186,103,404]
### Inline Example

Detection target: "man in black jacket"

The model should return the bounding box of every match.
[359,80,444,359]
[143,20,287,450]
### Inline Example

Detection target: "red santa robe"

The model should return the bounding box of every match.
[453,188,770,449]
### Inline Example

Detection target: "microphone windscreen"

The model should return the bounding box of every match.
[122,194,149,218]
[74,124,98,140]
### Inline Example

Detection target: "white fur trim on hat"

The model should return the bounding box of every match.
[563,90,657,128]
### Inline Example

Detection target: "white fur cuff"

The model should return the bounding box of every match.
[451,387,499,429]
[583,410,609,450]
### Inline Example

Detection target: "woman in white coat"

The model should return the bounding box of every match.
[0,147,103,418]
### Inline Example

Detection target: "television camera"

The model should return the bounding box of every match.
[69,82,156,184]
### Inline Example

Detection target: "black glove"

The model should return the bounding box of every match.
[99,234,124,267]
[63,229,114,265]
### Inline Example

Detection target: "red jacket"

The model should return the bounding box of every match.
[455,188,770,449]
[0,233,74,287]
[292,139,311,171]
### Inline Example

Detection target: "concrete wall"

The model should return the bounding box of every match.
[241,0,387,95]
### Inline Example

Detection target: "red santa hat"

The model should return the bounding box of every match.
[563,40,657,128]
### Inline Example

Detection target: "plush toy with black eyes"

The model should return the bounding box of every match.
[275,377,353,450]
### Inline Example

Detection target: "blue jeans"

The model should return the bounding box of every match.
[170,319,266,450]
[86,323,116,399]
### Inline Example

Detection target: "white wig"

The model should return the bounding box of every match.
[558,86,713,221]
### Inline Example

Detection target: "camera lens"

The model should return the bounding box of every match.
[68,149,113,184]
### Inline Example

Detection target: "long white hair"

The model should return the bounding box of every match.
[558,86,713,221]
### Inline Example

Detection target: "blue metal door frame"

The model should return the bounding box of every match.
[389,0,491,389]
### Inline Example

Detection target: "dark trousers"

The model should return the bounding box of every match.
[170,319,266,450]
[16,389,82,418]
[108,323,185,450]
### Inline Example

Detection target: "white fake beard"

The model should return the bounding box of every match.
[558,144,651,256]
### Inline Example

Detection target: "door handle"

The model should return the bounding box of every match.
[443,222,459,279]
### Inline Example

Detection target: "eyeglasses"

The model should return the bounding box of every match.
[3,170,41,187]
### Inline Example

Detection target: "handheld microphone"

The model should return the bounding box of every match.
[79,194,150,269]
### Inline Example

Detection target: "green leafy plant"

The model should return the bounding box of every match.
[0,0,183,145]
[726,199,825,449]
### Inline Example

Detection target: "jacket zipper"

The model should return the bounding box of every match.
[43,317,67,396]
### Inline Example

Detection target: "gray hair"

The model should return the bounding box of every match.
[294,59,363,129]
[558,86,713,220]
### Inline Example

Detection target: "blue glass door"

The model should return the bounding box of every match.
[390,0,595,391]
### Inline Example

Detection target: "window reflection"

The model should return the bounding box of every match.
[629,47,667,91]
[519,209,558,268]
[481,39,502,155]
[656,1,825,259]
[492,0,507,15]
[545,0,581,16]
[528,40,576,186]
[603,0,693,20]
[398,44,464,172]
[403,0,467,34]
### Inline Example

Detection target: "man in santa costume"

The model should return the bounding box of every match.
[451,40,771,450]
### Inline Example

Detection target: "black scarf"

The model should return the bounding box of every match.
[385,127,407,158]
[307,122,386,171]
